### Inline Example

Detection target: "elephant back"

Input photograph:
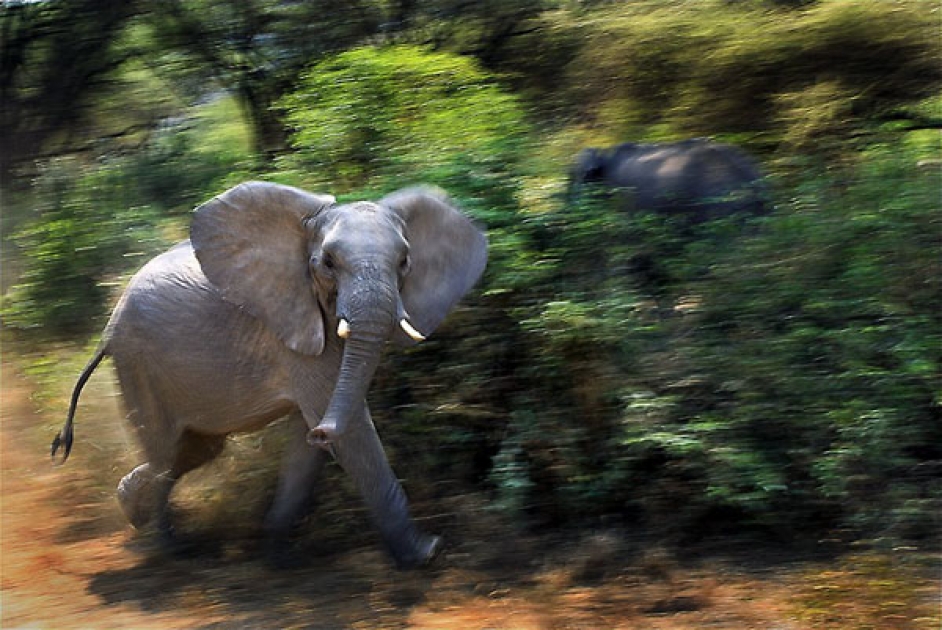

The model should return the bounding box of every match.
[572,138,766,218]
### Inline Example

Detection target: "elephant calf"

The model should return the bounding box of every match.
[571,138,767,220]
[52,182,488,569]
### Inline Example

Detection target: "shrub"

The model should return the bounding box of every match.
[685,144,942,539]
[3,97,253,336]
[279,44,529,215]
[565,0,940,146]
[3,159,167,335]
[373,138,941,545]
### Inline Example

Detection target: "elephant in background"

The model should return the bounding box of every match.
[52,181,488,569]
[571,138,767,220]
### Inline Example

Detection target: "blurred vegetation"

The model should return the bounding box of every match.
[2,0,940,550]
[278,44,529,212]
[560,1,941,141]
[3,158,164,333]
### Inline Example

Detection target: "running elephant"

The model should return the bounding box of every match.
[52,182,488,569]
[571,138,767,220]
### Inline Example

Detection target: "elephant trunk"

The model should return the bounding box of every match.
[310,332,384,446]
[308,273,396,449]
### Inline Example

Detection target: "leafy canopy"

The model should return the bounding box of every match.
[279,45,528,194]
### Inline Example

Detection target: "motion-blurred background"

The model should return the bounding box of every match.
[2,0,939,568]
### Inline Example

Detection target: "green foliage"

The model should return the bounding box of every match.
[3,98,253,335]
[2,159,167,335]
[376,137,941,544]
[564,0,940,147]
[5,0,939,549]
[279,44,529,208]
[685,145,942,538]
[141,0,386,156]
[0,0,144,182]
[126,97,254,214]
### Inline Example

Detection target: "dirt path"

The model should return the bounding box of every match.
[1,360,938,629]
[1,362,198,629]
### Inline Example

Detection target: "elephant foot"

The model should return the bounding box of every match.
[117,464,162,529]
[119,465,218,559]
[391,533,443,570]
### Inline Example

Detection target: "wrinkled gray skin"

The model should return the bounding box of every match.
[52,182,488,569]
[571,138,766,220]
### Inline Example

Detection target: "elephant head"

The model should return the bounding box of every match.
[572,147,609,184]
[190,181,487,448]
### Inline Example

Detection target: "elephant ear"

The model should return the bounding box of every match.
[191,181,336,356]
[381,187,488,345]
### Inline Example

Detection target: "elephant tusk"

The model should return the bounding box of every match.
[400,318,425,342]
[337,319,351,339]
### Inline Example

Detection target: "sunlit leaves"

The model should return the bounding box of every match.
[279,45,528,195]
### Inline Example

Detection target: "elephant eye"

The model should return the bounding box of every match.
[399,254,411,275]
[310,252,337,278]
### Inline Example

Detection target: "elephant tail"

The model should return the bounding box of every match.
[51,345,108,464]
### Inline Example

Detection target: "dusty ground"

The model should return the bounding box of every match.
[1,358,939,630]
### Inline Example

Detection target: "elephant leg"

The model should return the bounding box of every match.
[264,413,328,539]
[154,430,228,539]
[115,364,180,532]
[333,405,441,569]
[115,360,226,542]
[263,413,329,567]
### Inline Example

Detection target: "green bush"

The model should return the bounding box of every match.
[126,97,254,215]
[3,97,253,336]
[279,44,529,214]
[373,137,941,544]
[3,159,167,335]
[684,144,941,538]
[565,0,940,146]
